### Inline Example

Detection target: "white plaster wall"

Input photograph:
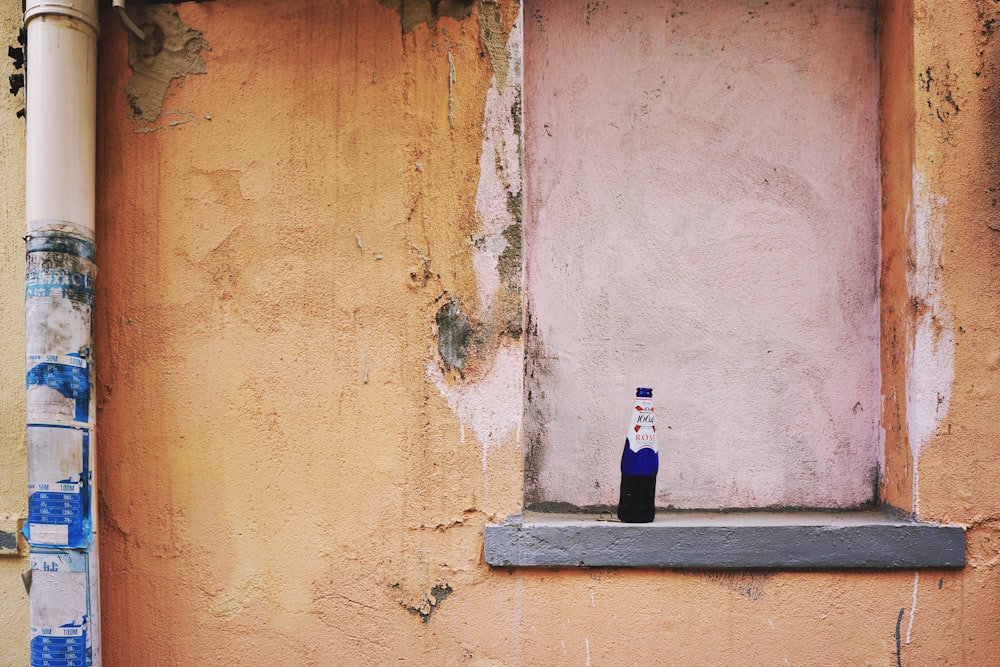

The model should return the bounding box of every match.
[524,0,881,509]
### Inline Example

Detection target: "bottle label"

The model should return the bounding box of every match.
[627,397,657,453]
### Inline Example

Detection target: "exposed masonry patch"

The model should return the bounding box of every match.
[380,0,474,33]
[125,5,210,131]
[436,299,473,373]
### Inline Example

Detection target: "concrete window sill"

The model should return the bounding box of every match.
[484,510,966,569]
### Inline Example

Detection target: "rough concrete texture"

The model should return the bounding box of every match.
[0,0,29,662]
[0,0,968,664]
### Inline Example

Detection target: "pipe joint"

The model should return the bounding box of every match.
[25,230,96,262]
[26,220,96,244]
[24,0,100,34]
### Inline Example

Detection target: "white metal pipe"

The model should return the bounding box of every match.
[25,1,98,239]
[23,1,101,665]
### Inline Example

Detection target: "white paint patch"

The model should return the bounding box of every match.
[472,10,523,318]
[429,344,522,469]
[906,170,954,516]
[906,571,919,644]
[428,10,524,470]
[585,637,591,666]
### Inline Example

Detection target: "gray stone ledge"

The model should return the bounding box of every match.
[484,511,966,569]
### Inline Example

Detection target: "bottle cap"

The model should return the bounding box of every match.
[636,387,652,398]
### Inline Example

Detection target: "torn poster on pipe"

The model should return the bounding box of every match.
[30,548,97,667]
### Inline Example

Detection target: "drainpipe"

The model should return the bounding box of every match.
[22,1,101,665]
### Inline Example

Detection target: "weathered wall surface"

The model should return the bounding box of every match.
[0,0,969,664]
[95,1,525,664]
[0,0,28,662]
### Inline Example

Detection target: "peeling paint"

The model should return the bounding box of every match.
[906,170,954,516]
[426,6,523,468]
[400,582,453,622]
[125,6,210,131]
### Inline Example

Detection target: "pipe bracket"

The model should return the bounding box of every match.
[24,0,100,34]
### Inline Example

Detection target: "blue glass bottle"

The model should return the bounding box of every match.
[617,387,658,523]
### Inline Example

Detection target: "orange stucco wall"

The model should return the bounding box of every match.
[1,0,999,664]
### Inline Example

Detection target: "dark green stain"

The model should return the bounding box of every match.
[498,191,522,286]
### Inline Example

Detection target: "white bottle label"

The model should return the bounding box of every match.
[627,397,657,453]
